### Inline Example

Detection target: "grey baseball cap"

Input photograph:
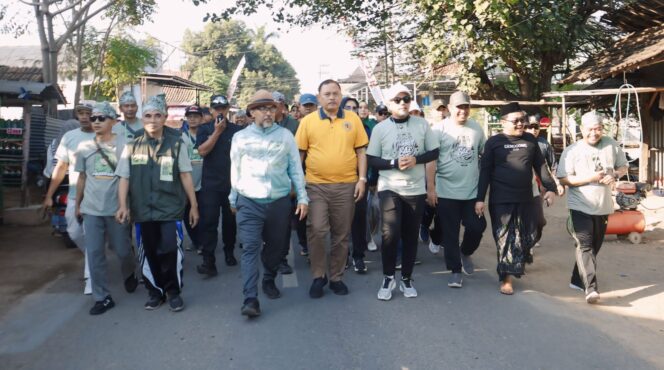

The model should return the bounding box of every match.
[449,91,471,107]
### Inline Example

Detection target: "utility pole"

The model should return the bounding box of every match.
[319,64,330,81]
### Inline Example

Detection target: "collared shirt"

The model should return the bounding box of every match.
[277,114,300,136]
[295,108,368,184]
[196,122,242,192]
[229,123,307,208]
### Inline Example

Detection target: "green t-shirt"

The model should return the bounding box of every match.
[75,135,125,216]
[431,118,485,200]
[367,116,439,196]
[557,137,628,215]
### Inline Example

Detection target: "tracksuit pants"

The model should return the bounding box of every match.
[436,198,486,273]
[138,221,183,298]
[569,210,608,293]
[379,190,425,279]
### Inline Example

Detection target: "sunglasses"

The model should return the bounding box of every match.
[345,105,358,111]
[212,97,228,105]
[254,106,277,113]
[526,124,540,129]
[392,95,412,104]
[90,115,111,122]
[377,111,389,116]
[503,117,527,125]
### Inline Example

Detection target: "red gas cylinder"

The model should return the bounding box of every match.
[606,210,646,235]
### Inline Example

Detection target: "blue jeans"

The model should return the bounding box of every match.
[237,195,291,299]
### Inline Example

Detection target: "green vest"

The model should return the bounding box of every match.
[127,132,185,222]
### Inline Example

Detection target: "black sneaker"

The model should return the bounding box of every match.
[168,294,184,312]
[196,263,218,277]
[241,297,261,318]
[329,280,349,295]
[300,246,309,256]
[526,250,534,264]
[89,296,115,315]
[278,261,293,275]
[124,274,138,293]
[144,294,164,310]
[224,252,238,266]
[309,276,328,299]
[353,258,367,274]
[262,279,281,299]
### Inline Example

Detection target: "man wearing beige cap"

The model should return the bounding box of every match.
[43,100,96,294]
[557,111,627,304]
[427,91,487,289]
[229,90,308,317]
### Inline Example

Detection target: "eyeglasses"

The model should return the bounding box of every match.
[254,106,277,113]
[377,111,389,116]
[345,105,358,111]
[503,117,527,125]
[90,115,110,122]
[392,95,412,104]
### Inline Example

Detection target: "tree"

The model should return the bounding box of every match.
[181,20,300,107]
[415,0,618,100]
[194,0,622,100]
[7,0,156,114]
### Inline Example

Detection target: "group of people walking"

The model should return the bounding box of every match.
[42,78,628,318]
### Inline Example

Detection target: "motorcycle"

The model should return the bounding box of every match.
[50,183,77,249]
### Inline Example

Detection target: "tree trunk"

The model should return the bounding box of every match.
[73,9,88,106]
[90,14,117,99]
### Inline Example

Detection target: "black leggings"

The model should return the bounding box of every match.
[379,190,425,278]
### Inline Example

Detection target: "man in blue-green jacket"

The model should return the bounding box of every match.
[229,90,308,318]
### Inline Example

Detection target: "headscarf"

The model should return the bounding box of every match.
[119,91,137,105]
[92,101,118,119]
[143,93,167,115]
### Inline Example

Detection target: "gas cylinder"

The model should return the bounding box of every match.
[606,210,646,235]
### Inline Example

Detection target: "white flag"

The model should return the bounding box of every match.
[226,55,246,100]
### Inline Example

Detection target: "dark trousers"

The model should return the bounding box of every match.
[184,191,202,248]
[436,198,486,273]
[532,195,547,244]
[379,190,425,278]
[351,193,368,259]
[200,188,236,265]
[296,216,307,249]
[569,210,608,293]
[139,221,182,297]
[237,196,291,297]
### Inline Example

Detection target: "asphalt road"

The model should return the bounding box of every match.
[0,232,659,370]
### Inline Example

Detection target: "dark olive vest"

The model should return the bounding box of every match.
[128,132,185,222]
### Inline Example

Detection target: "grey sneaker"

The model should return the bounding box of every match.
[461,254,474,275]
[399,278,418,298]
[448,273,463,288]
[377,276,396,301]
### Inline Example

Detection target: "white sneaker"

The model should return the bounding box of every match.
[569,283,584,291]
[377,276,396,301]
[367,239,378,252]
[428,240,440,254]
[399,278,418,298]
[84,278,92,295]
[585,291,600,304]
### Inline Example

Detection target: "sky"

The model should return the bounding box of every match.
[0,0,359,93]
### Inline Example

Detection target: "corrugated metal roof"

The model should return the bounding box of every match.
[562,26,664,83]
[0,65,43,82]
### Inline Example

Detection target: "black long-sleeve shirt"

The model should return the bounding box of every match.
[477,133,556,204]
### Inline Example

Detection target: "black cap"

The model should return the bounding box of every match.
[201,107,211,115]
[210,95,229,108]
[376,104,388,114]
[185,105,202,116]
[500,102,522,117]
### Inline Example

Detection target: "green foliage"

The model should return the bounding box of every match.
[181,20,300,107]
[86,36,157,100]
[415,0,616,99]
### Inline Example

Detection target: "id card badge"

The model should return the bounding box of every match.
[160,156,174,182]
[131,153,148,165]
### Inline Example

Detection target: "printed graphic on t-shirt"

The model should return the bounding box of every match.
[503,143,527,151]
[451,135,474,166]
[394,124,418,158]
[591,152,604,171]
[190,148,203,164]
[93,150,116,179]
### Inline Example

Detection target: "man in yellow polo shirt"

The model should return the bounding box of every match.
[295,79,369,298]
